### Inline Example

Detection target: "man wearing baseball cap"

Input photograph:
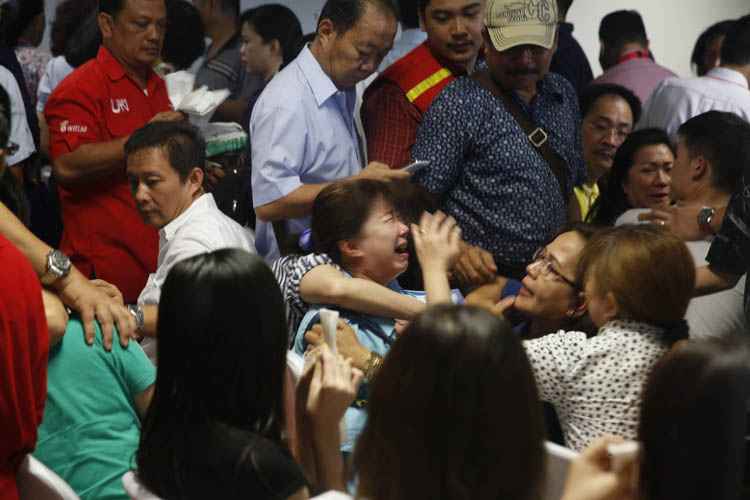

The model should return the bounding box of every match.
[412,0,585,287]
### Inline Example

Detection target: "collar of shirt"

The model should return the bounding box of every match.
[296,45,352,108]
[596,319,665,338]
[706,66,749,90]
[512,73,566,110]
[160,193,217,242]
[97,46,161,96]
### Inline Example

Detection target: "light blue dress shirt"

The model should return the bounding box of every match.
[250,46,362,261]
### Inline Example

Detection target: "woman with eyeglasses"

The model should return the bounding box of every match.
[466,223,599,339]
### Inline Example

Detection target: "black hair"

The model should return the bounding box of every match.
[98,0,126,17]
[720,14,750,67]
[50,0,99,57]
[63,12,102,68]
[0,85,30,225]
[400,0,420,29]
[240,5,303,69]
[125,122,206,181]
[162,0,205,71]
[579,83,642,124]
[137,249,289,499]
[598,10,648,49]
[677,111,750,195]
[556,0,573,19]
[639,336,750,500]
[691,20,736,76]
[0,84,9,148]
[318,0,397,34]
[1,0,44,47]
[587,128,673,226]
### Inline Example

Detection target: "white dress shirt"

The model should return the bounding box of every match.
[137,193,255,305]
[0,66,35,166]
[36,55,74,113]
[250,46,362,261]
[524,320,670,451]
[639,67,750,139]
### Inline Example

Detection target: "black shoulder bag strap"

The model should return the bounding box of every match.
[472,71,570,199]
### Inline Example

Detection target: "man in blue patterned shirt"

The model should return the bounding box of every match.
[412,0,585,283]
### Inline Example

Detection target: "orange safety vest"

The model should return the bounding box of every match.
[381,42,456,115]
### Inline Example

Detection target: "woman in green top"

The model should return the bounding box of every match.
[35,312,154,500]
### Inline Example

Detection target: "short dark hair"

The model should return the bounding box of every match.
[50,0,99,56]
[98,0,126,17]
[138,249,289,498]
[639,336,750,500]
[677,111,750,195]
[400,0,420,29]
[556,0,573,19]
[64,12,102,68]
[312,179,396,265]
[598,10,648,50]
[318,0,397,34]
[0,85,9,148]
[124,121,206,181]
[162,0,205,71]
[355,305,546,500]
[691,20,736,76]
[0,0,43,47]
[587,128,674,226]
[240,4,303,69]
[579,83,642,124]
[720,14,750,67]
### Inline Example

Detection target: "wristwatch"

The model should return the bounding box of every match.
[40,249,72,286]
[697,206,716,235]
[127,304,145,333]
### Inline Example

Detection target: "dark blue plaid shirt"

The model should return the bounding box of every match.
[412,73,585,278]
[707,170,750,323]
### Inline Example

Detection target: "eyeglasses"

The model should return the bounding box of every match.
[530,247,578,289]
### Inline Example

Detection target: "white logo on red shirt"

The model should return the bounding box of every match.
[111,98,130,114]
[60,120,88,134]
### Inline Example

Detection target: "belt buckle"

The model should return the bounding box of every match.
[528,127,548,148]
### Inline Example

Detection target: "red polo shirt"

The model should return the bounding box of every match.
[46,47,170,303]
[0,235,48,500]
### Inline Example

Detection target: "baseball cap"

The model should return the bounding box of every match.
[485,0,558,52]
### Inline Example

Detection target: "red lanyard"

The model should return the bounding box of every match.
[617,50,651,64]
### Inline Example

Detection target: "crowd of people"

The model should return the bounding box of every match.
[1,0,750,499]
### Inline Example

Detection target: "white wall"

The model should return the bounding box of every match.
[567,0,749,78]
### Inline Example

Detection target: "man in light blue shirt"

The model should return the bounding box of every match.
[250,0,409,261]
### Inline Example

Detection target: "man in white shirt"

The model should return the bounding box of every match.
[125,121,254,342]
[639,15,750,139]
[663,111,748,338]
[250,0,409,261]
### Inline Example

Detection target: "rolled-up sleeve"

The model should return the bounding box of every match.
[250,102,307,208]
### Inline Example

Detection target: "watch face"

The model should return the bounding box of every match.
[50,250,71,275]
[698,207,714,225]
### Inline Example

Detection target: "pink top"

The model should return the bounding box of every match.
[592,58,677,106]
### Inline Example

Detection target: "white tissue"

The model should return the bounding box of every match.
[319,308,339,355]
[164,71,231,129]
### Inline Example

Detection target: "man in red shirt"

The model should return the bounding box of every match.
[362,0,485,168]
[45,0,183,303]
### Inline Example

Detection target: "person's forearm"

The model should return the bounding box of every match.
[311,426,347,492]
[141,304,158,337]
[302,268,425,320]
[52,137,128,187]
[42,289,69,346]
[256,183,332,222]
[694,265,740,296]
[422,266,452,305]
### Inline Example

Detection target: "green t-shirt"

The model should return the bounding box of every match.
[35,319,156,499]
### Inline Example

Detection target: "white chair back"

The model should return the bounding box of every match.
[542,441,578,500]
[16,455,79,500]
[122,471,163,500]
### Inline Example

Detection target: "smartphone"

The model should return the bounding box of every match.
[403,160,431,174]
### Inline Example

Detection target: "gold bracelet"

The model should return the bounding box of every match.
[364,351,383,382]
